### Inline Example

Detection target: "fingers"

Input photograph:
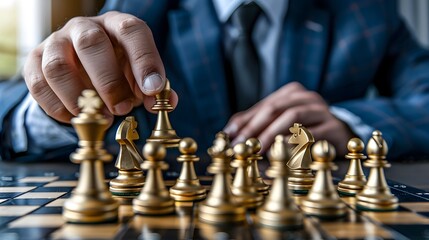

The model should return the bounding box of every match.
[96,12,166,97]
[24,46,75,123]
[258,104,327,152]
[65,16,134,115]
[225,82,325,145]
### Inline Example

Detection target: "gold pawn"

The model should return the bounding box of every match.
[198,133,246,224]
[133,142,175,215]
[257,135,303,229]
[300,140,347,219]
[231,143,263,209]
[110,116,145,202]
[170,137,207,202]
[63,89,118,223]
[356,130,398,211]
[246,138,269,196]
[146,79,181,148]
[338,138,367,196]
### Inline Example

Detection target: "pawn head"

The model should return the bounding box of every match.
[233,143,251,160]
[268,135,289,163]
[143,142,166,161]
[347,138,364,153]
[179,137,197,154]
[245,138,261,154]
[312,140,336,162]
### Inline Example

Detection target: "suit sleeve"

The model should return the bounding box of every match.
[332,7,429,159]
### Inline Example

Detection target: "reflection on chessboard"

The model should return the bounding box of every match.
[0,174,429,239]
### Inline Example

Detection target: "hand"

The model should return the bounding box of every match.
[23,11,178,124]
[223,82,354,156]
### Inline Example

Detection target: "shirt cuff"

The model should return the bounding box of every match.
[330,106,374,142]
[12,94,77,154]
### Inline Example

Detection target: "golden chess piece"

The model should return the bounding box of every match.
[110,116,145,201]
[356,131,398,211]
[287,123,315,194]
[170,137,207,202]
[146,79,181,148]
[246,138,269,196]
[198,133,246,224]
[338,138,367,196]
[257,135,303,229]
[231,143,263,209]
[300,140,347,219]
[63,89,118,223]
[133,142,175,215]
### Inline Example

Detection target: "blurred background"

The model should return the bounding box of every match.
[0,0,428,80]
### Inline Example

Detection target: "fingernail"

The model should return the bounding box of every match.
[224,123,238,135]
[231,135,246,146]
[141,73,165,94]
[113,99,133,115]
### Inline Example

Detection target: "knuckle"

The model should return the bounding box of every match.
[66,16,89,28]
[42,57,70,80]
[74,27,107,51]
[117,17,147,36]
[26,73,46,96]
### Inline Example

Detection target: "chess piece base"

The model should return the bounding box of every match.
[288,169,314,194]
[356,193,398,211]
[109,169,145,197]
[63,195,119,223]
[133,197,175,215]
[254,180,270,196]
[300,198,347,219]
[257,208,303,229]
[198,203,246,224]
[337,180,366,196]
[170,179,207,202]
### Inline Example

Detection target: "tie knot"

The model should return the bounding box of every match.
[231,2,262,34]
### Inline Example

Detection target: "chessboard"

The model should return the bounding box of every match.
[0,163,429,240]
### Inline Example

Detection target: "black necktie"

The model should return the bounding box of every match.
[230,2,262,111]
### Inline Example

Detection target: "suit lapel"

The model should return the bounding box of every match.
[168,0,230,131]
[278,0,331,91]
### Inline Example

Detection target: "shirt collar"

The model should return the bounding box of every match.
[213,0,288,24]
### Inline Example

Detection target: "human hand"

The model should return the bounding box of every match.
[23,11,178,124]
[223,82,354,155]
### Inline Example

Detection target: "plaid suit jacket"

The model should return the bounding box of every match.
[1,0,429,163]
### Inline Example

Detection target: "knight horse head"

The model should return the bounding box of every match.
[287,123,315,169]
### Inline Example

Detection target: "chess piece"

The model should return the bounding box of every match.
[287,123,315,194]
[133,142,175,215]
[110,116,145,200]
[246,138,269,196]
[63,89,118,223]
[338,138,367,196]
[198,133,246,224]
[257,135,303,229]
[146,79,181,148]
[231,143,263,209]
[300,140,347,219]
[356,131,398,211]
[170,137,207,202]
